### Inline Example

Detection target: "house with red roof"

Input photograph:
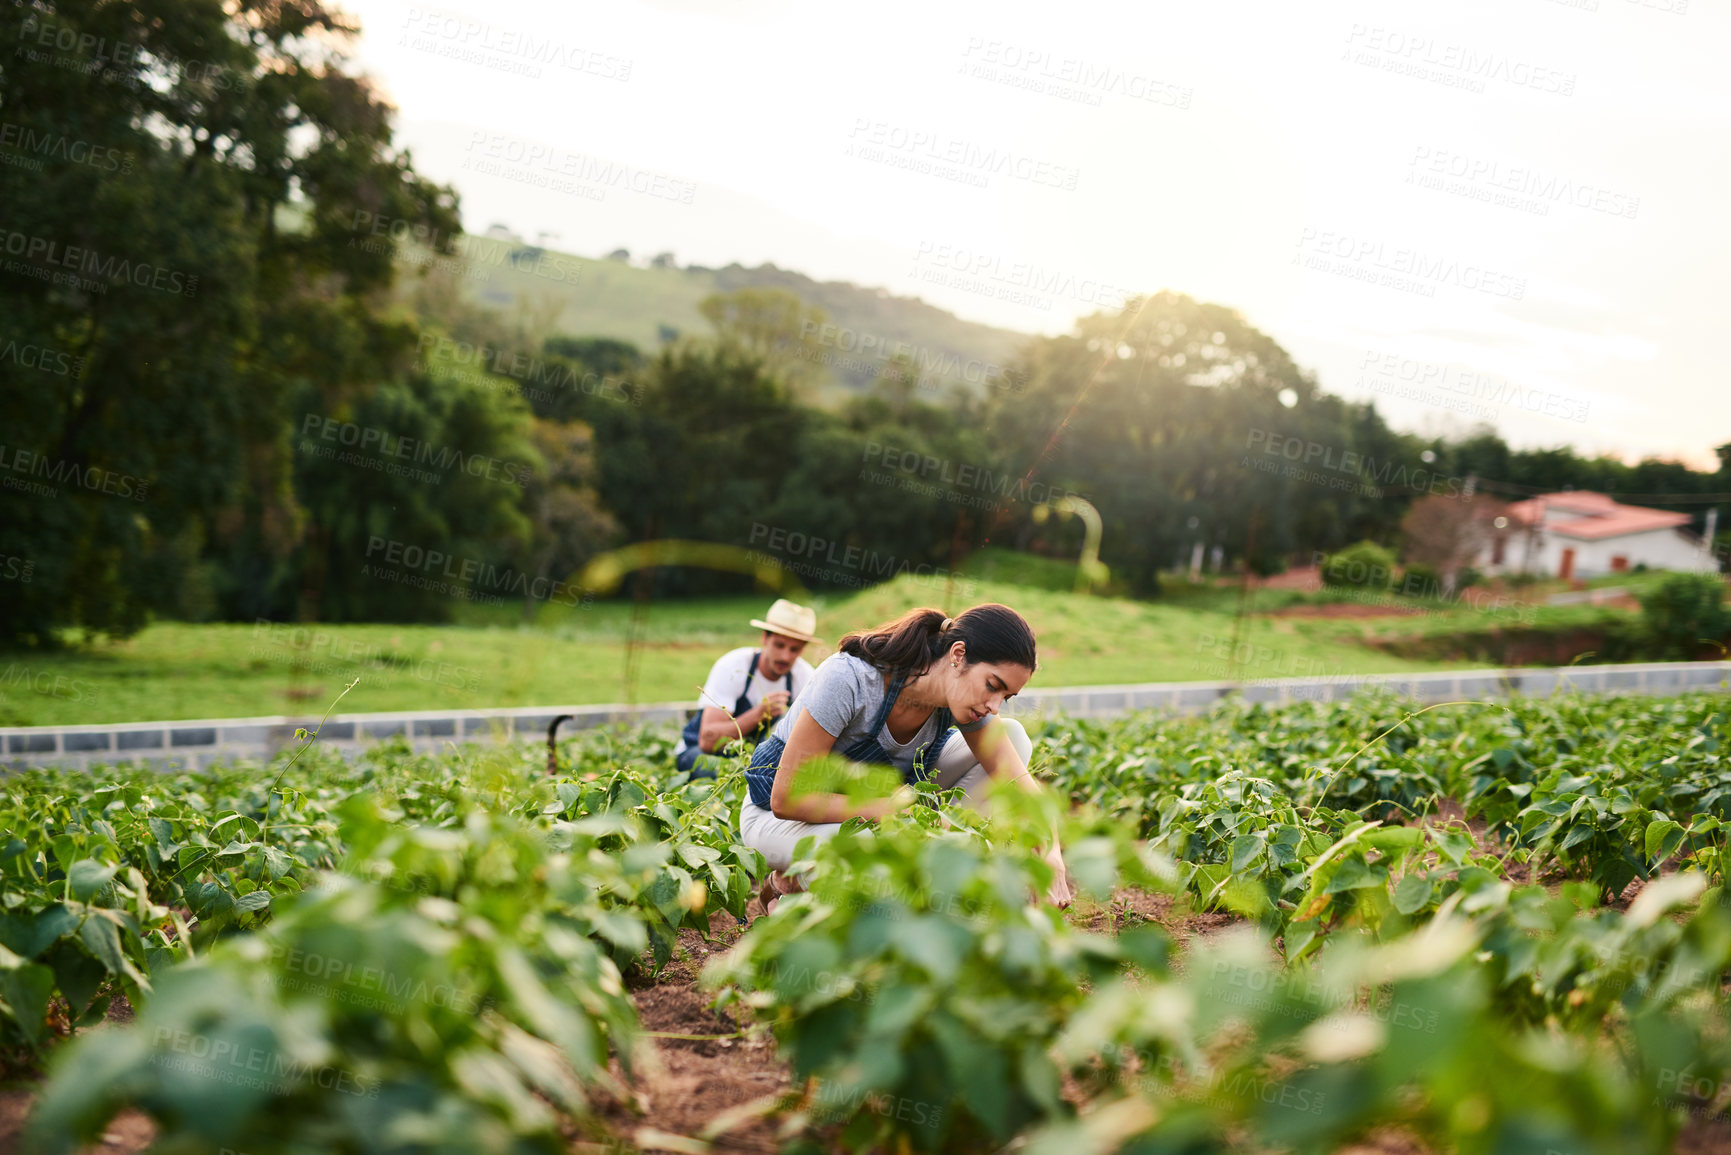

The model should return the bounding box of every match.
[1482,491,1703,580]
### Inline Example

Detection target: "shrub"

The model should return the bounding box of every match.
[1320,542,1396,590]
[1396,563,1442,598]
[1638,571,1731,659]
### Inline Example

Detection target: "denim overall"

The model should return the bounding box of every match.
[676,651,792,779]
[744,668,958,810]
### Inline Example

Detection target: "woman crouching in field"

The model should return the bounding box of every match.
[739,603,1072,913]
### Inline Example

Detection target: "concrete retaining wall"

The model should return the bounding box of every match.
[4,660,1726,773]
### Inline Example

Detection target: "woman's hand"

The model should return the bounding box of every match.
[858,784,917,822]
[1041,844,1073,909]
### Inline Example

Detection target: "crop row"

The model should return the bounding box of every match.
[0,689,1727,1153]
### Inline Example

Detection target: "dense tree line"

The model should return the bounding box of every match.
[3,2,1725,647]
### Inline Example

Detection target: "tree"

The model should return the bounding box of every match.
[987,291,1384,594]
[697,288,828,393]
[515,421,616,620]
[0,0,457,643]
[286,371,537,623]
[1399,495,1509,596]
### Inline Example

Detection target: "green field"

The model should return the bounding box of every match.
[10,682,1731,1152]
[0,572,1601,727]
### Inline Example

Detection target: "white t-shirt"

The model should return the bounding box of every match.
[674,646,815,756]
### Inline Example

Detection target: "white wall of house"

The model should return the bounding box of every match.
[1490,526,1704,578]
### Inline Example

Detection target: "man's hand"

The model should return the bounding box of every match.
[759,689,791,721]
[1042,844,1073,909]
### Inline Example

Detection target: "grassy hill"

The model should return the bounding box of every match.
[399,233,1031,396]
[7,574,1489,727]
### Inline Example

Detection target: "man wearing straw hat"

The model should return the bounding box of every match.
[674,598,820,779]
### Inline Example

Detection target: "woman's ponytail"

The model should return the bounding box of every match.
[839,603,1036,677]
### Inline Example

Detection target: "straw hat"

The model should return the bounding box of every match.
[750,598,819,643]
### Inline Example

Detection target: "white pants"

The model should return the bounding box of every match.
[738,718,1033,873]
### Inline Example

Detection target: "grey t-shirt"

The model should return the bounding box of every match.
[769,651,988,771]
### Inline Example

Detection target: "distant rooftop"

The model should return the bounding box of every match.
[1507,491,1691,541]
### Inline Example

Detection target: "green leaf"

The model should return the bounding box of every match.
[891,915,969,977]
[1361,826,1425,854]
[1284,918,1318,962]
[675,842,721,870]
[66,860,117,902]
[1392,874,1433,915]
[644,872,683,924]
[1645,819,1685,862]
[0,963,55,1048]
[1229,832,1265,872]
[260,846,294,881]
[589,909,648,955]
[929,1012,1011,1138]
[147,817,180,854]
[48,943,105,1013]
[80,914,136,979]
[0,905,78,960]
[1322,856,1378,896]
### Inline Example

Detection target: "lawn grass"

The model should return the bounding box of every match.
[0,574,1554,727]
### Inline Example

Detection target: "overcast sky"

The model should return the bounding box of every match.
[333,0,1729,469]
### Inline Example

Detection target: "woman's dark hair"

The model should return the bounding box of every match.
[839,604,1036,677]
